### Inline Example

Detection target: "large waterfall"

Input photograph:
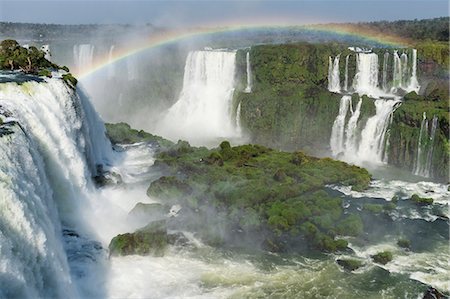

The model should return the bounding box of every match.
[0,75,112,298]
[73,44,95,72]
[244,51,253,93]
[330,96,400,164]
[413,112,439,177]
[328,48,419,165]
[327,55,340,92]
[157,50,242,146]
[328,48,420,95]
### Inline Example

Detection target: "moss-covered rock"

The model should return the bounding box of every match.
[336,258,364,271]
[397,238,411,249]
[410,194,434,205]
[61,73,77,87]
[105,122,174,148]
[147,139,371,253]
[108,220,168,257]
[371,251,393,265]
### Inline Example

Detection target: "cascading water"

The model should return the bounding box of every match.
[236,101,242,134]
[73,44,95,73]
[343,55,350,91]
[392,51,402,92]
[413,113,439,177]
[0,75,112,298]
[330,96,363,159]
[356,99,400,163]
[400,52,409,88]
[330,95,351,156]
[408,49,420,92]
[244,51,252,93]
[327,55,340,92]
[382,52,389,92]
[353,52,379,96]
[157,50,241,146]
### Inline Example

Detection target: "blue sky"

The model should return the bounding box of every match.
[0,0,448,26]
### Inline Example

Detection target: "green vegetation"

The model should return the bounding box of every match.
[146,139,371,253]
[105,122,174,148]
[61,73,77,87]
[336,258,364,271]
[371,251,393,265]
[0,39,64,75]
[109,220,168,256]
[410,194,433,205]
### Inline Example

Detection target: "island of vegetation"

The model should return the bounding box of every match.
[0,39,77,86]
[106,123,373,255]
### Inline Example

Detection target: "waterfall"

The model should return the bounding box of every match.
[330,95,351,156]
[236,101,242,134]
[157,50,240,145]
[408,49,420,92]
[107,45,115,79]
[392,51,402,91]
[327,55,340,92]
[382,52,389,92]
[0,75,112,298]
[244,52,252,93]
[344,55,350,91]
[343,97,362,155]
[73,44,95,72]
[400,52,409,88]
[356,99,400,163]
[330,96,363,158]
[413,113,439,177]
[352,53,379,96]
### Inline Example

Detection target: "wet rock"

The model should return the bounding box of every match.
[423,286,449,299]
[336,258,364,271]
[109,220,168,257]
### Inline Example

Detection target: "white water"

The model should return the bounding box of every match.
[356,99,399,164]
[73,44,95,73]
[327,55,340,92]
[382,52,389,92]
[330,95,351,156]
[400,52,409,88]
[392,51,403,92]
[344,55,350,91]
[330,96,397,165]
[156,50,243,146]
[353,53,379,97]
[408,49,420,93]
[244,51,252,93]
[413,113,439,178]
[0,76,112,298]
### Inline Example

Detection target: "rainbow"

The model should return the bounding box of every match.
[76,21,412,79]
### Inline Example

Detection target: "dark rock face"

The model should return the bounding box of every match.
[109,220,168,257]
[423,287,449,299]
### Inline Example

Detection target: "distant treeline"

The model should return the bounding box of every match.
[0,22,158,40]
[360,17,449,42]
[1,17,448,42]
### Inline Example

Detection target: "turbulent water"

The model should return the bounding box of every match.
[0,74,111,298]
[0,69,448,299]
[156,50,243,146]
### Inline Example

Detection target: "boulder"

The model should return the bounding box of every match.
[109,220,168,257]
